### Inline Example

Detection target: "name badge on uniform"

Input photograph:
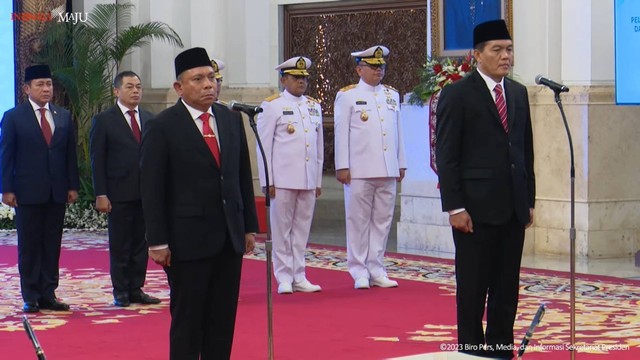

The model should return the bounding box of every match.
[356,100,367,105]
[308,107,320,117]
[386,97,398,107]
[282,110,294,115]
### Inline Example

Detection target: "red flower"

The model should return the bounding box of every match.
[410,51,477,104]
[449,73,462,81]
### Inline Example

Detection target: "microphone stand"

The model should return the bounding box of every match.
[23,315,46,360]
[245,111,275,360]
[553,90,576,360]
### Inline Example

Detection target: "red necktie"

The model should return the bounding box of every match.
[494,84,509,133]
[38,108,52,146]
[200,112,220,166]
[128,110,141,143]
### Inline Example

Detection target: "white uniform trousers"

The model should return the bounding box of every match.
[344,178,397,280]
[270,188,317,285]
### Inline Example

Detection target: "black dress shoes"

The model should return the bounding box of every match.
[114,294,130,307]
[130,291,161,305]
[39,298,70,311]
[23,301,39,313]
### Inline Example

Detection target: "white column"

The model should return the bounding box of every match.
[561,0,592,84]
[590,0,614,84]
[149,0,189,89]
[512,0,562,85]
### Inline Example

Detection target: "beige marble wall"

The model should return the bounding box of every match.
[531,86,640,258]
[141,86,279,195]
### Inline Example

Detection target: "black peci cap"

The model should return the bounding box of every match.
[174,47,212,78]
[24,64,52,82]
[473,19,511,48]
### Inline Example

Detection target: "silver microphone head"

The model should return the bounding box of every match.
[227,100,238,110]
[534,74,544,85]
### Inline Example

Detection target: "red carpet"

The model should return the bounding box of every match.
[1,231,639,359]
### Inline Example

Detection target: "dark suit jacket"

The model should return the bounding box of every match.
[90,105,153,202]
[0,102,79,204]
[435,70,535,225]
[140,100,258,261]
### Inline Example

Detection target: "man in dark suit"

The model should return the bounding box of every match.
[90,71,160,307]
[0,64,79,313]
[436,20,535,359]
[141,47,258,360]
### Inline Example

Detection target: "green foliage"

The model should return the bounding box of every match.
[35,3,183,228]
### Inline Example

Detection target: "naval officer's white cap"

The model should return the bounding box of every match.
[350,45,389,65]
[210,58,225,79]
[275,56,312,76]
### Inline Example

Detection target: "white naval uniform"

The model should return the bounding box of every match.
[334,79,407,281]
[256,90,324,285]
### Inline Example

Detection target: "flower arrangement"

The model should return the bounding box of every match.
[0,201,107,230]
[406,52,477,175]
[0,203,15,229]
[408,52,477,105]
[64,202,108,230]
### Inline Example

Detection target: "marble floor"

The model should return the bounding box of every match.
[309,176,640,282]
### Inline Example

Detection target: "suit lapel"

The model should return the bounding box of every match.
[175,100,218,169]
[470,71,502,128]
[470,70,508,132]
[211,104,228,171]
[49,105,63,147]
[139,109,150,130]
[112,106,139,144]
[21,104,46,147]
[504,79,516,132]
[22,103,42,133]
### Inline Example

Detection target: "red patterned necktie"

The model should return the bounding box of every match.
[38,108,52,146]
[494,84,509,133]
[127,110,141,143]
[200,112,220,166]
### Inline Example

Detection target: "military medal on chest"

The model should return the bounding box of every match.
[307,105,320,117]
[356,100,369,121]
[282,107,296,134]
[384,88,397,107]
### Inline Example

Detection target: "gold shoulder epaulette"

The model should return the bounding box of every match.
[264,93,281,102]
[339,84,357,92]
[306,96,320,103]
[383,84,398,92]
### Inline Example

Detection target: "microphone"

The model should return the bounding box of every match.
[535,75,569,93]
[23,315,46,360]
[227,100,263,115]
[517,303,546,359]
